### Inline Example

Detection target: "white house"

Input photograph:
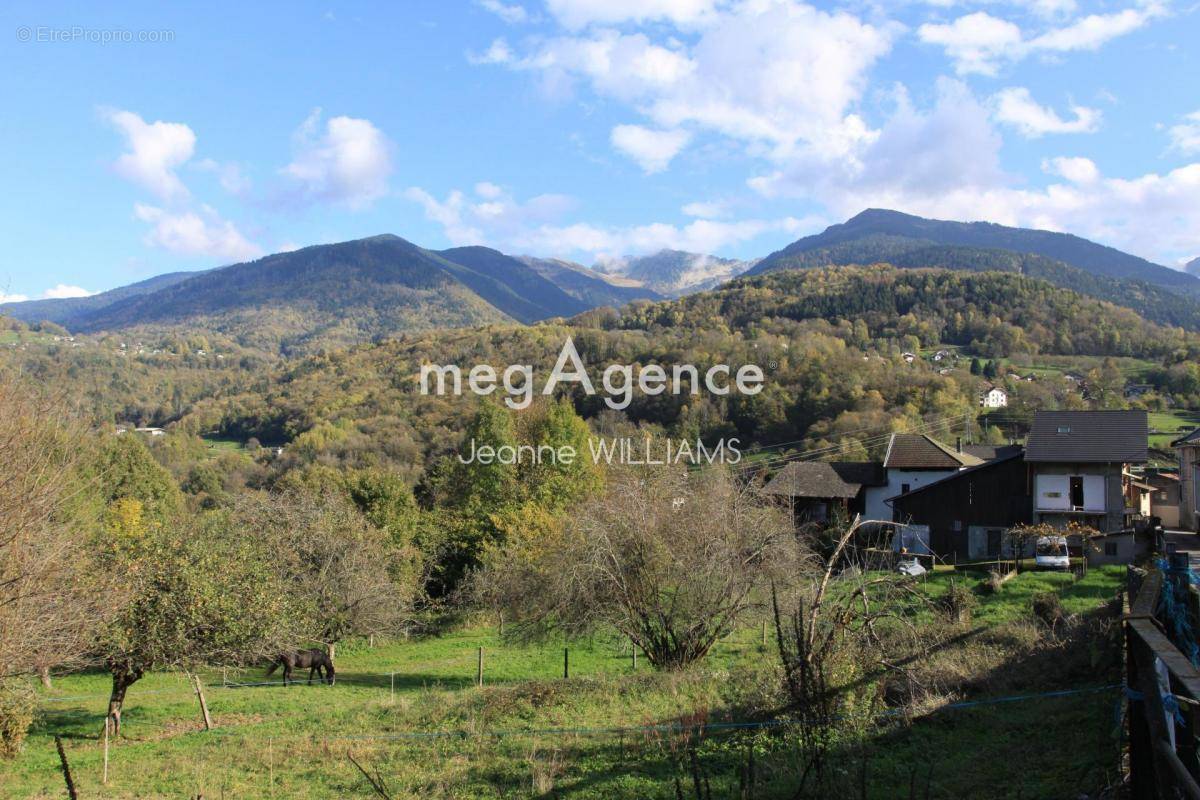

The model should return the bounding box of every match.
[1026,410,1148,533]
[979,386,1008,409]
[862,434,982,522]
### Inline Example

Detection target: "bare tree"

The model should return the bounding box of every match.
[0,377,110,682]
[477,465,793,668]
[770,519,937,796]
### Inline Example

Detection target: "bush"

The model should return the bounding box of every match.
[0,680,35,758]
[938,579,977,623]
[1031,592,1065,629]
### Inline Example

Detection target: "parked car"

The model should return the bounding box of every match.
[1035,535,1070,570]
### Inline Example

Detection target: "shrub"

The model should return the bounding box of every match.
[1031,592,1065,629]
[0,680,35,758]
[938,580,977,623]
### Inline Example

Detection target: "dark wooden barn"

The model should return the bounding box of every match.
[890,451,1031,561]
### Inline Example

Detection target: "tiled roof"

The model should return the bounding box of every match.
[1172,428,1200,447]
[962,444,1023,462]
[762,461,885,499]
[883,434,982,470]
[1025,410,1147,463]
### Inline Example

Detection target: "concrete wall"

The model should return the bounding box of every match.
[1031,463,1125,533]
[1088,533,1137,566]
[1180,446,1200,531]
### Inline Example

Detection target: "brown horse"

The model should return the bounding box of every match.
[266,648,335,686]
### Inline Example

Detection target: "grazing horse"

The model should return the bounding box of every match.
[266,648,335,686]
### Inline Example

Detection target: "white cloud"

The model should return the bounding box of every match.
[281,109,393,209]
[610,125,690,172]
[1027,3,1165,52]
[468,37,515,64]
[407,180,813,258]
[104,109,196,202]
[993,87,1100,137]
[1168,111,1200,155]
[503,3,894,162]
[919,3,1167,75]
[1042,156,1100,183]
[195,158,252,195]
[477,0,528,23]
[545,0,718,29]
[134,203,262,262]
[681,200,727,218]
[918,13,1023,76]
[41,284,96,299]
[0,292,29,304]
[752,76,1200,266]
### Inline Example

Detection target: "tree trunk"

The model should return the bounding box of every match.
[106,667,142,738]
[39,666,52,689]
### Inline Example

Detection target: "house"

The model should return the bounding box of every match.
[762,461,885,524]
[133,426,166,437]
[1025,410,1148,533]
[902,352,916,363]
[1145,471,1181,528]
[1087,530,1147,567]
[1124,383,1153,399]
[890,450,1031,560]
[862,434,982,522]
[1173,428,1200,531]
[979,385,1008,409]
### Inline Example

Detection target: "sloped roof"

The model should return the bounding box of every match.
[1172,428,1200,447]
[962,444,1023,462]
[1025,410,1147,463]
[762,461,885,499]
[889,450,1024,503]
[883,434,982,470]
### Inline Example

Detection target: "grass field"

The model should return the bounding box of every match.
[2,567,1126,799]
[1148,410,1200,449]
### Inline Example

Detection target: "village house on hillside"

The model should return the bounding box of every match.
[1174,429,1200,531]
[1025,410,1147,533]
[891,410,1149,561]
[761,461,885,524]
[979,385,1008,409]
[862,434,982,521]
[1145,471,1181,528]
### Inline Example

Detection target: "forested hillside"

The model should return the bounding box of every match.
[751,209,1200,293]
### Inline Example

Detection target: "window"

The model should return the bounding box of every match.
[1104,542,1119,556]
[1057,426,1071,433]
[1070,476,1085,509]
[901,483,910,494]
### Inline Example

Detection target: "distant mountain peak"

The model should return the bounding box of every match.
[1187,256,1200,277]
[594,250,754,297]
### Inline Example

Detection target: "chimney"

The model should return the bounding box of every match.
[956,437,962,453]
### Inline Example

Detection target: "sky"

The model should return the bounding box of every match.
[1,0,1198,302]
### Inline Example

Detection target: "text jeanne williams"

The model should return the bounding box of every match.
[458,437,743,466]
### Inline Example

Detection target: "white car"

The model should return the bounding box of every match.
[1035,535,1070,570]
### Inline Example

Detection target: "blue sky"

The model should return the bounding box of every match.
[1,0,1198,301]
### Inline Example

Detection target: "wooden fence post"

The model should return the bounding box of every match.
[477,647,484,688]
[192,673,213,731]
[389,672,395,701]
[631,640,637,671]
[563,648,569,680]
[54,735,78,800]
[102,716,110,786]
